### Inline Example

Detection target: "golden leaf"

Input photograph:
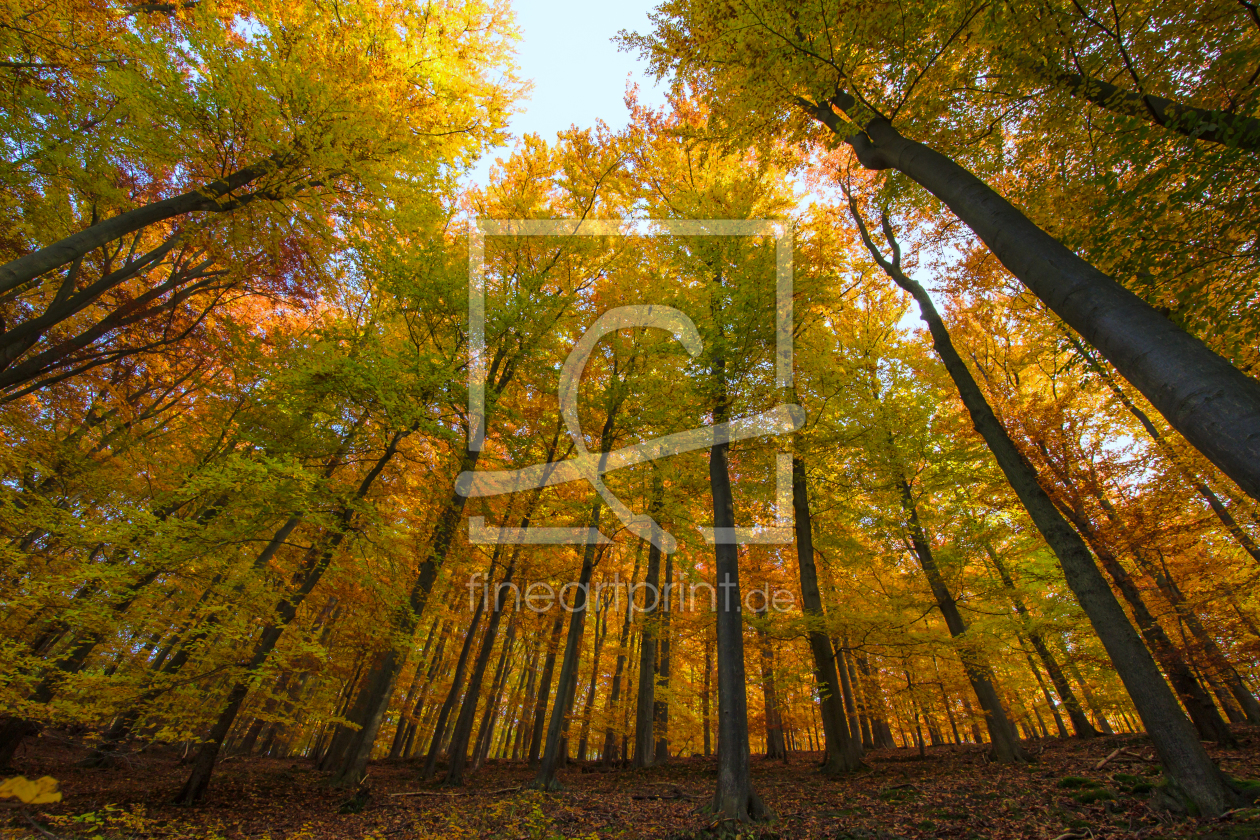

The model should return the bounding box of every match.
[0,776,63,805]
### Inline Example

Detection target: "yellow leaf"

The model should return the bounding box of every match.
[0,776,62,804]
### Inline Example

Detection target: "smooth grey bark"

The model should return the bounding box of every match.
[708,384,770,821]
[844,195,1241,814]
[791,455,862,772]
[810,100,1260,504]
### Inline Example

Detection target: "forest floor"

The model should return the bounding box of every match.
[3,729,1260,840]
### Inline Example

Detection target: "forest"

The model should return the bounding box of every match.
[2,0,1260,838]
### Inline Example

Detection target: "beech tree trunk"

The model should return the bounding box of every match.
[422,570,490,779]
[791,454,862,772]
[756,605,786,760]
[1050,69,1260,151]
[982,543,1099,737]
[897,481,1028,764]
[527,612,566,765]
[708,380,769,821]
[444,547,519,785]
[844,196,1241,814]
[653,551,673,763]
[633,478,665,768]
[533,503,604,790]
[813,102,1260,505]
[600,543,642,763]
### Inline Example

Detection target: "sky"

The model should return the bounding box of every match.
[466,0,669,185]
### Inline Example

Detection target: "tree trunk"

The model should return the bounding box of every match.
[1049,69,1260,152]
[1063,331,1260,568]
[472,616,517,772]
[633,480,665,768]
[527,612,566,766]
[653,551,673,763]
[601,543,643,763]
[702,636,713,757]
[982,542,1099,737]
[1057,502,1236,745]
[708,411,769,821]
[444,547,519,785]
[816,104,1260,504]
[842,198,1240,813]
[897,480,1028,763]
[422,564,491,778]
[174,428,411,804]
[790,454,862,773]
[533,503,603,790]
[577,599,608,761]
[756,607,786,760]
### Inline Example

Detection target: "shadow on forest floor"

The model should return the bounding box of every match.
[4,728,1260,839]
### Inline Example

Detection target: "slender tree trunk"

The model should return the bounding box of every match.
[1059,505,1236,745]
[708,397,769,820]
[577,601,608,761]
[1063,332,1260,568]
[527,612,566,766]
[790,454,862,773]
[982,542,1099,737]
[444,548,519,785]
[601,543,642,763]
[897,481,1027,763]
[174,428,411,804]
[533,503,604,790]
[835,640,863,749]
[702,635,713,757]
[634,481,664,768]
[472,616,517,773]
[653,551,673,763]
[422,563,492,778]
[756,607,786,760]
[1023,643,1069,738]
